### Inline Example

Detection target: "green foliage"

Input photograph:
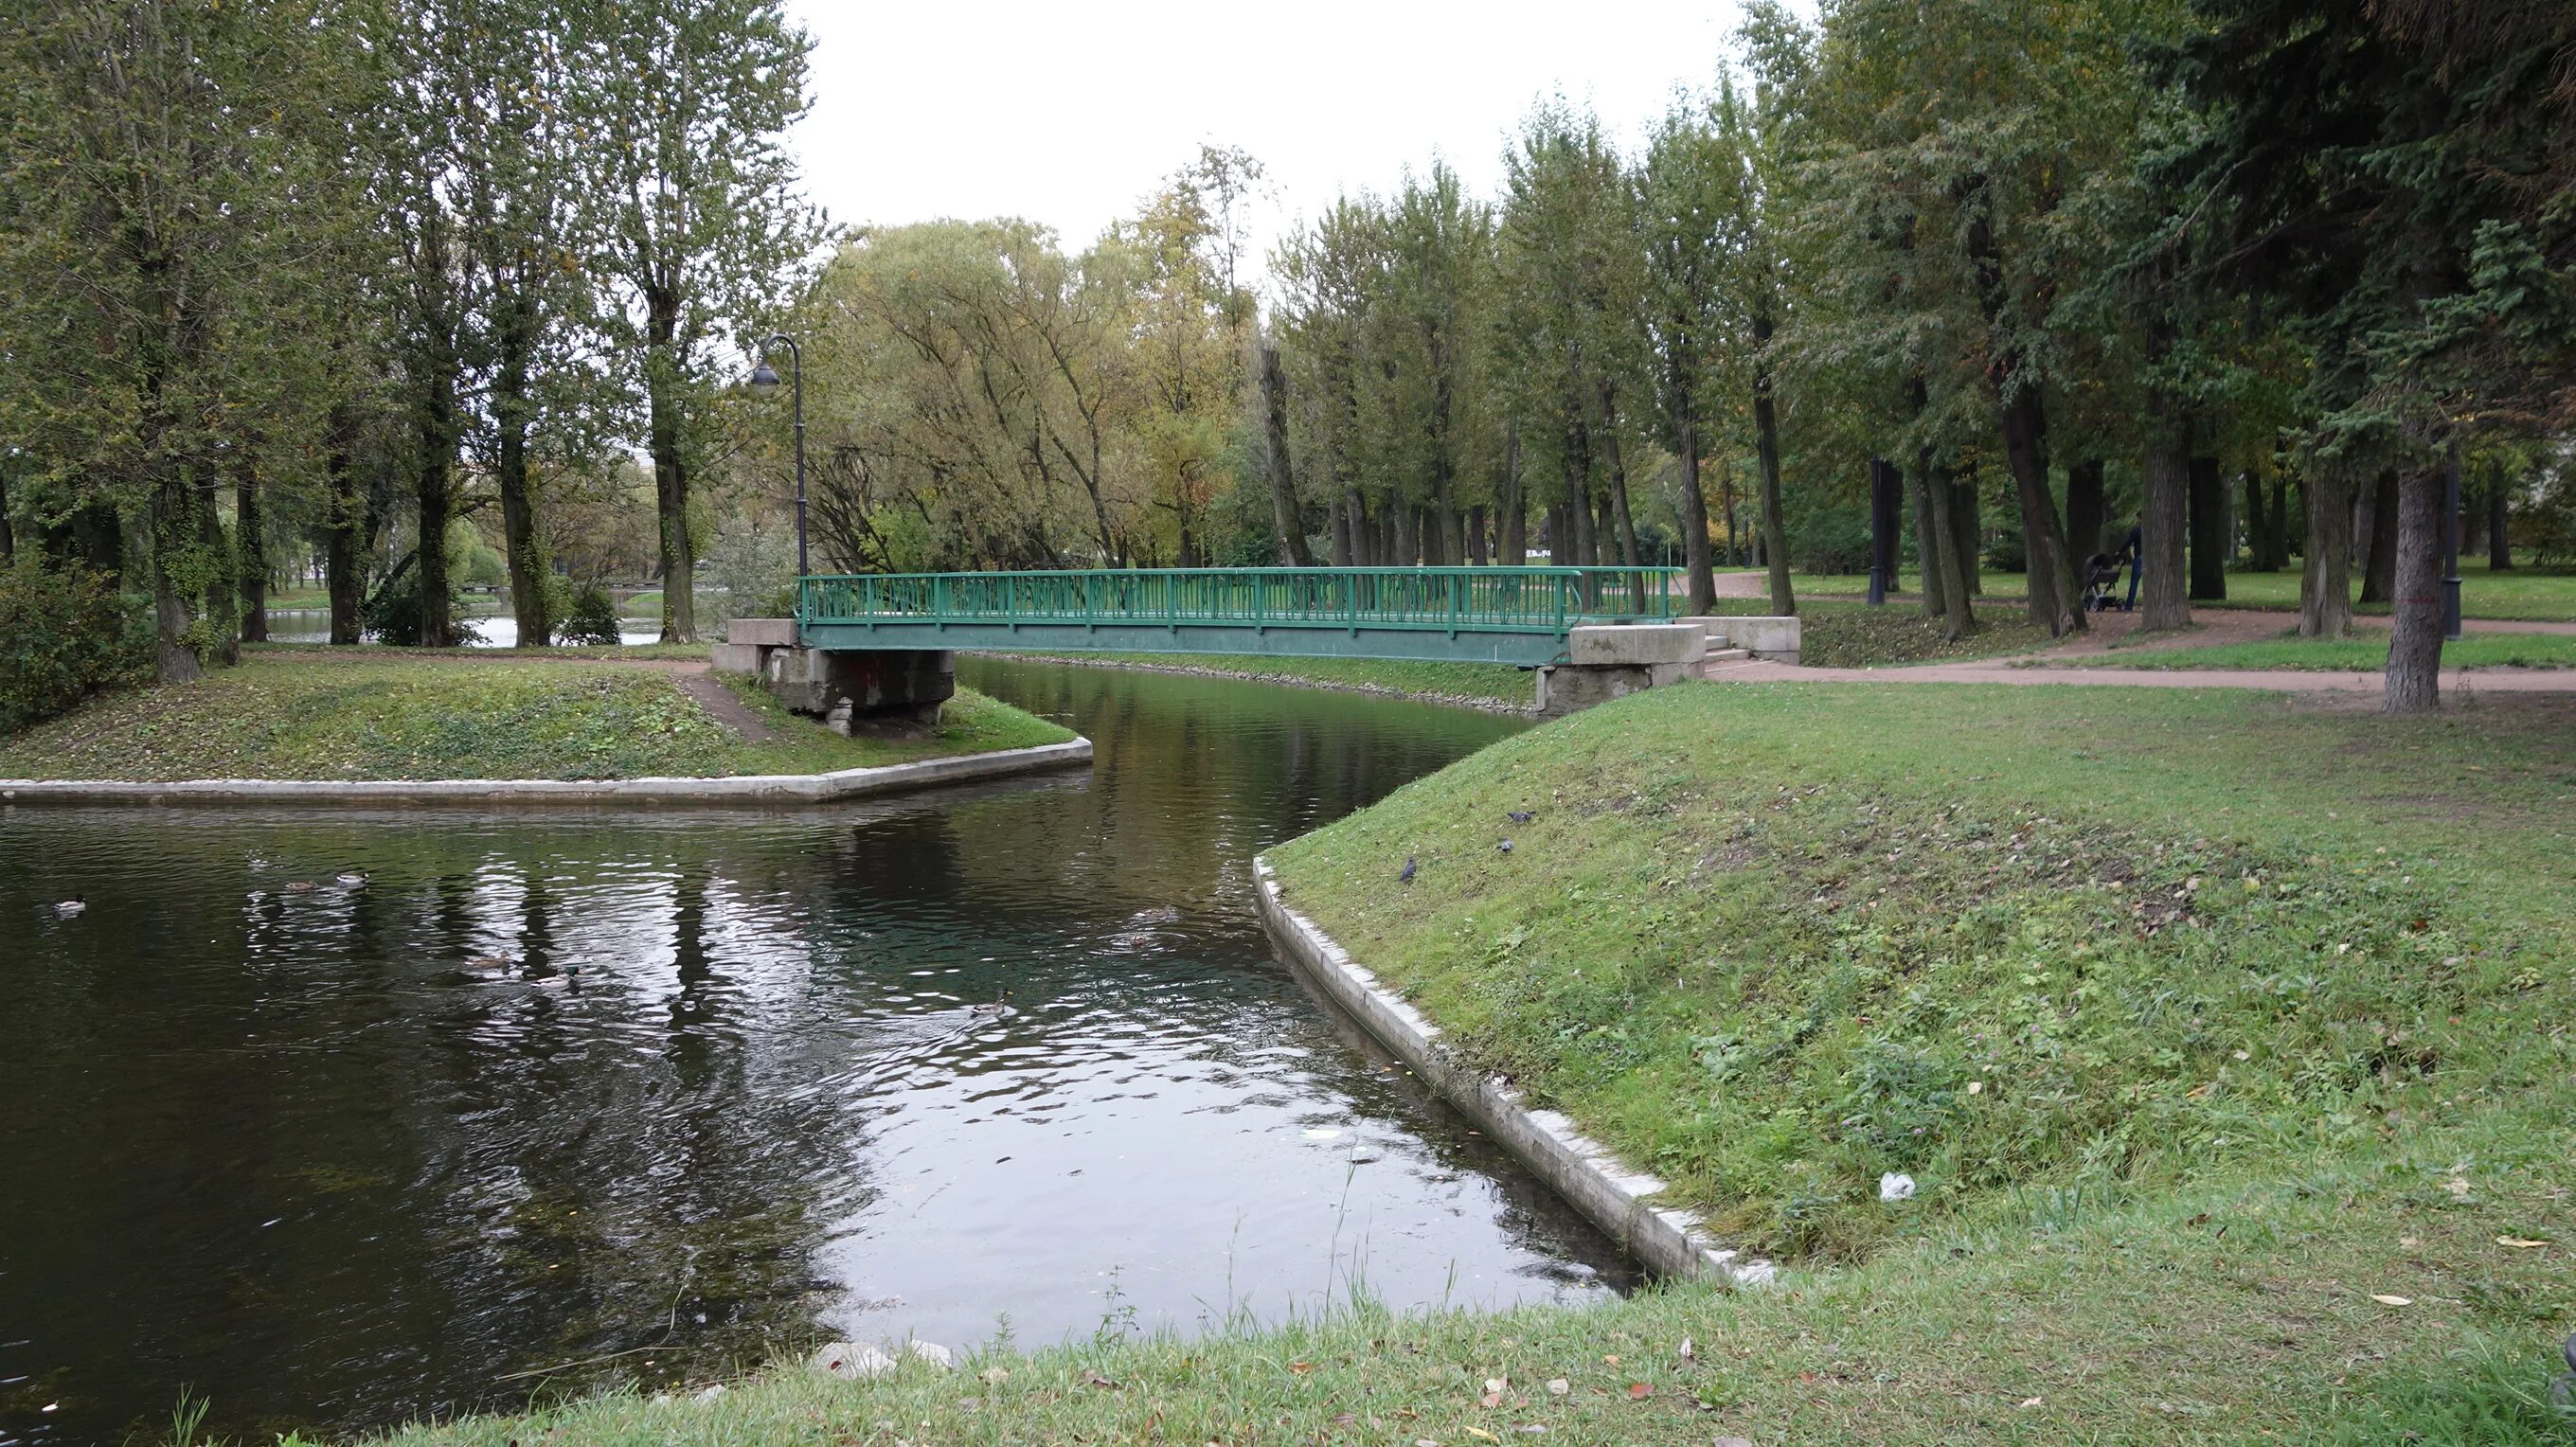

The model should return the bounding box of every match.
[0,556,153,733]
[362,567,480,647]
[557,582,623,646]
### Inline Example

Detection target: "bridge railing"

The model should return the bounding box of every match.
[796,566,1679,635]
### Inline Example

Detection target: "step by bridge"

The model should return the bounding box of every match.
[791,565,1682,666]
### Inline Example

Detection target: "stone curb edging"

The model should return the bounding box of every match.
[0,738,1093,807]
[1253,857,1775,1289]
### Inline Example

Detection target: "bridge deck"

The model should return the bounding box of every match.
[795,567,1680,666]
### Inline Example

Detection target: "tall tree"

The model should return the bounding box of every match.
[582,0,818,642]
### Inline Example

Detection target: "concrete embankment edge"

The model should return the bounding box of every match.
[1252,857,1774,1289]
[0,737,1093,807]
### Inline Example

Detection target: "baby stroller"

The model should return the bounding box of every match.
[2080,552,2125,612]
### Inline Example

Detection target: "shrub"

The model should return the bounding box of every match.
[0,554,153,733]
[362,566,480,646]
[557,581,623,645]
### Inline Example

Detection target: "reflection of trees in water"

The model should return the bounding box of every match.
[368,839,875,1420]
[953,661,1520,926]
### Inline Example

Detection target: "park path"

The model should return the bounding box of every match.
[1698,654,2576,693]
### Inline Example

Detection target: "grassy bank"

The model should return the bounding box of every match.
[2064,631,2576,671]
[1704,598,2058,667]
[353,681,2576,1446]
[990,651,1540,709]
[0,653,1069,781]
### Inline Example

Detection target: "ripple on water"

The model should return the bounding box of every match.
[0,662,1625,1447]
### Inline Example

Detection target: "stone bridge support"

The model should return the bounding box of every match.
[716,619,955,729]
[1535,623,1707,717]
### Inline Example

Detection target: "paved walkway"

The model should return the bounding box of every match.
[1699,654,2576,692]
[1694,573,2576,691]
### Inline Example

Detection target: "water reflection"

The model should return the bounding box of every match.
[0,662,1621,1447]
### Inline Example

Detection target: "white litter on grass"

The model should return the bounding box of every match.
[1303,1128,1343,1141]
[1879,1171,1918,1203]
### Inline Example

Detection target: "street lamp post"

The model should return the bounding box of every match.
[749,334,807,580]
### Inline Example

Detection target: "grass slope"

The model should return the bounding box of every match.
[2069,632,2576,671]
[355,683,2576,1447]
[0,654,1069,780]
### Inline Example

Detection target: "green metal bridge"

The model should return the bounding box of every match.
[794,566,1682,666]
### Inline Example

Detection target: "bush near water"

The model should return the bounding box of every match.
[0,554,153,734]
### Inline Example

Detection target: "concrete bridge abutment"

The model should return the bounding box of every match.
[717,619,956,729]
[1535,623,1707,718]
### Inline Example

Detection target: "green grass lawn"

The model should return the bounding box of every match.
[0,654,1069,781]
[2069,631,2576,671]
[1758,558,2576,622]
[1703,598,2060,667]
[991,651,1541,709]
[360,682,2576,1446]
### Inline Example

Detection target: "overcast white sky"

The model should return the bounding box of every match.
[782,0,1762,288]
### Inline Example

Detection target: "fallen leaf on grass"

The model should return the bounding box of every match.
[1480,1391,1503,1409]
[1545,1379,1569,1397]
[1678,1336,1695,1363]
[1288,1361,1313,1374]
[1715,1438,1753,1447]
[2369,1294,2413,1307]
[1465,1430,1499,1443]
[2018,1396,2045,1408]
[1626,1383,1653,1400]
[2496,1237,2549,1249]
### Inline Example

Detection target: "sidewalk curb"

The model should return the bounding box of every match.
[0,738,1093,807]
[1253,858,1775,1289]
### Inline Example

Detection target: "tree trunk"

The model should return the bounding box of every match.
[1259,343,1312,567]
[1923,461,1976,639]
[2359,469,2399,604]
[324,414,365,645]
[1497,423,1526,565]
[1950,473,1982,598]
[0,465,13,564]
[1566,420,1596,602]
[148,462,204,684]
[1908,456,1951,623]
[1676,413,1713,614]
[1868,456,1902,603]
[2299,467,2353,637]
[2243,466,2273,571]
[1597,381,1645,610]
[417,390,457,649]
[197,462,239,667]
[645,296,697,642]
[236,455,267,643]
[2188,456,2227,599]
[1997,390,2078,632]
[2488,479,2513,570]
[2141,438,2191,631]
[1392,501,1416,566]
[1466,504,1488,565]
[495,299,552,647]
[2383,465,2446,713]
[2066,457,2105,562]
[1751,314,1794,616]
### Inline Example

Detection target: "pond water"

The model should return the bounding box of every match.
[0,660,1629,1447]
[259,609,663,649]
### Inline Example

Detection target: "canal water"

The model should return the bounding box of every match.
[0,660,1630,1447]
